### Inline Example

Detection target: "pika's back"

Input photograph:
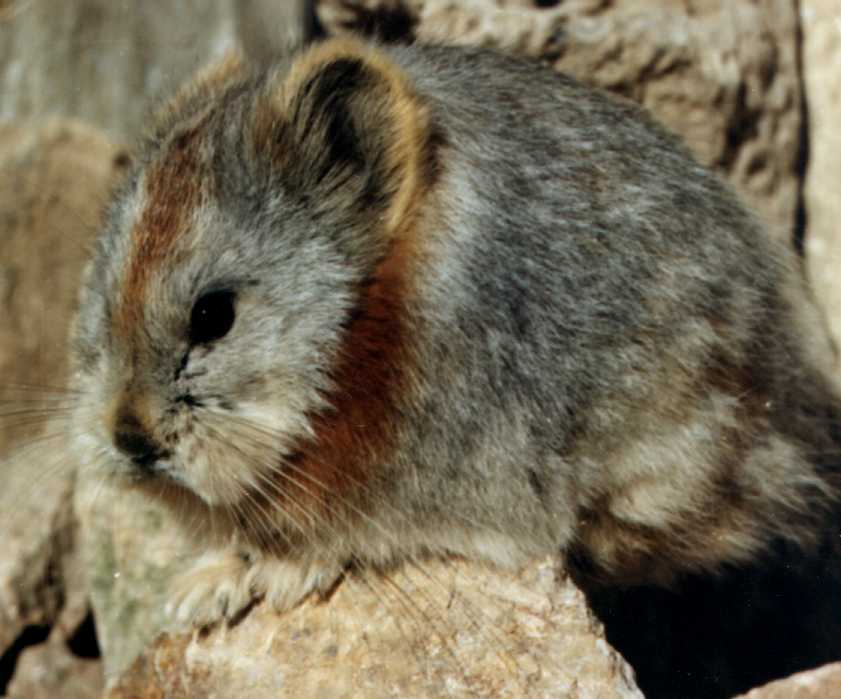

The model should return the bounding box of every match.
[73,38,841,592]
[384,44,837,581]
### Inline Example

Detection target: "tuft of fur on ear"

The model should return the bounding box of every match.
[149,48,248,144]
[253,39,435,237]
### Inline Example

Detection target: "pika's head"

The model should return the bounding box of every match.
[71,40,436,524]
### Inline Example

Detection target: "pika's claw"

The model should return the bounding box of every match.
[166,548,344,628]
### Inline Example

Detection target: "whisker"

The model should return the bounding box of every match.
[198,414,324,540]
[0,411,76,426]
[77,454,118,521]
[373,568,475,691]
[215,414,394,524]
[220,410,492,534]
[0,422,92,528]
[350,571,439,684]
[405,559,526,680]
[192,407,527,683]
[0,382,84,396]
[232,494,294,551]
[0,419,73,436]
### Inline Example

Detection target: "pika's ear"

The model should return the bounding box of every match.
[253,39,435,236]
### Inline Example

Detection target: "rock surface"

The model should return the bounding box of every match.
[0,119,126,455]
[101,557,642,699]
[0,120,126,697]
[6,638,103,699]
[0,0,308,142]
[74,475,196,686]
[800,3,841,367]
[736,661,841,698]
[316,0,805,243]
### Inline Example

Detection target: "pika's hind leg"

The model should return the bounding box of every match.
[166,545,344,627]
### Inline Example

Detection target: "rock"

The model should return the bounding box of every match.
[102,557,642,699]
[74,475,196,686]
[736,661,841,698]
[0,119,126,456]
[0,120,126,681]
[0,0,309,142]
[0,463,76,650]
[6,638,103,699]
[800,3,841,368]
[315,0,804,243]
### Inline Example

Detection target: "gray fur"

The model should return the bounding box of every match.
[71,40,841,622]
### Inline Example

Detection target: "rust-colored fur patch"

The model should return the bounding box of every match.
[282,237,418,533]
[115,128,203,338]
[247,40,441,533]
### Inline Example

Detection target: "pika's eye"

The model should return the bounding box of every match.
[189,290,236,345]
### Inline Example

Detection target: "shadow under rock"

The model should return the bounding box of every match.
[571,532,841,698]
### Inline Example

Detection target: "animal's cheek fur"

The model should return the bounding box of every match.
[171,435,246,506]
[72,391,118,471]
[170,401,314,510]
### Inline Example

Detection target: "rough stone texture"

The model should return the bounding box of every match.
[736,661,841,698]
[0,0,308,143]
[0,120,127,456]
[0,458,77,649]
[74,474,196,686]
[316,0,804,243]
[800,3,841,369]
[0,121,124,698]
[100,557,642,699]
[6,639,103,699]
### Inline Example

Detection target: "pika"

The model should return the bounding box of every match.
[70,37,841,626]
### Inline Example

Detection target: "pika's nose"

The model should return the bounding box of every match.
[113,410,164,469]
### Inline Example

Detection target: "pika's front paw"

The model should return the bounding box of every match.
[166,548,257,627]
[166,548,344,628]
